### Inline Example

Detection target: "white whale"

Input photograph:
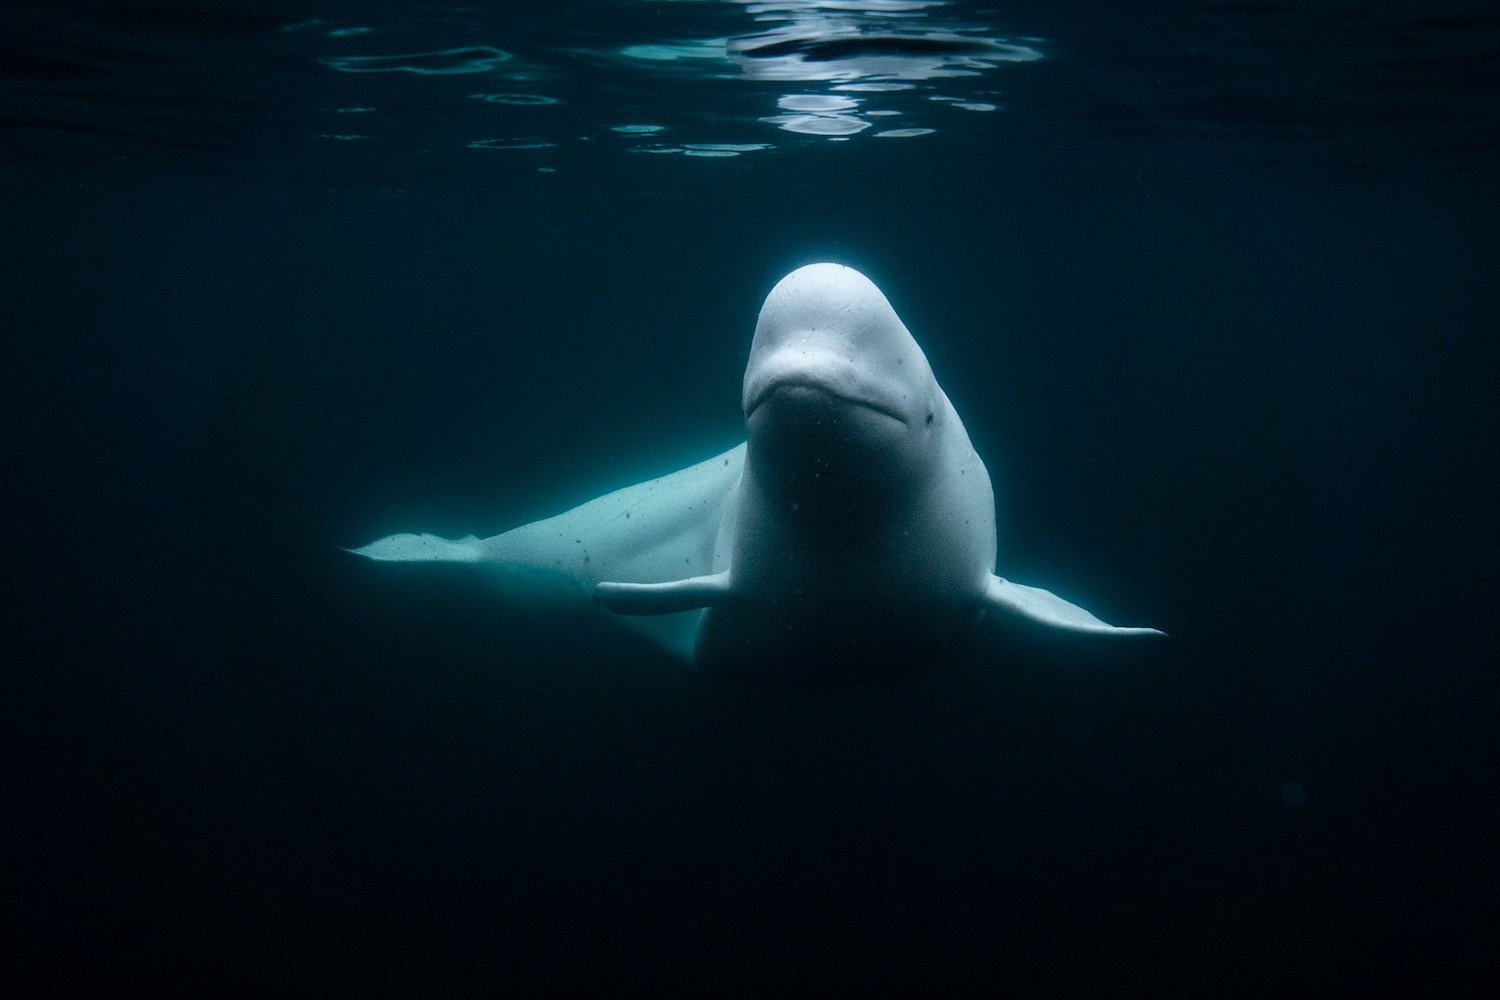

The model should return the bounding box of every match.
[351,263,1162,679]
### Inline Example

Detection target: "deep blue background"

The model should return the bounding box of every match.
[4,1,1497,991]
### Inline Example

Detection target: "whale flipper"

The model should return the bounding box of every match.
[594,571,733,615]
[983,575,1166,638]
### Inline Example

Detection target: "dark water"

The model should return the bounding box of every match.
[5,0,1497,990]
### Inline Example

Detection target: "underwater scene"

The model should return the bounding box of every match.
[5,0,1497,990]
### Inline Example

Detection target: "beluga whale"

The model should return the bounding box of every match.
[350,263,1163,682]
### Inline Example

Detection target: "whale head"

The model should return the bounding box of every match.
[742,263,942,500]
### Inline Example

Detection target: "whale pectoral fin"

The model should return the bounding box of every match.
[983,575,1166,638]
[594,571,733,616]
[344,533,483,563]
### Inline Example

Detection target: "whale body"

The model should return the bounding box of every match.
[351,263,1162,679]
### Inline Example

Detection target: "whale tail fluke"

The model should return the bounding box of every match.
[344,533,484,563]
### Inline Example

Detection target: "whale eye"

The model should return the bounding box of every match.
[926,412,934,425]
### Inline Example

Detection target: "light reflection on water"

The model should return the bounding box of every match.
[7,0,1488,175]
[311,0,1037,154]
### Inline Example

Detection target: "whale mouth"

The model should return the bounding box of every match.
[746,377,908,425]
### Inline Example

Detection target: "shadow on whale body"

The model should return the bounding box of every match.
[348,263,1163,682]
